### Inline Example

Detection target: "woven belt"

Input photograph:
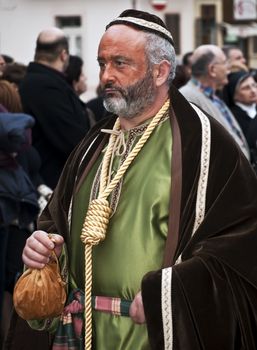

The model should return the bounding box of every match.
[92,296,132,317]
[52,291,132,349]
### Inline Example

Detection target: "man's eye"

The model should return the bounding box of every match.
[115,60,126,67]
[98,61,105,68]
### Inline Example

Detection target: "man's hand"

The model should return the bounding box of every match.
[129,291,146,324]
[22,230,64,269]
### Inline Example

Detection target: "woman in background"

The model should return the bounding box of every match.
[65,55,105,126]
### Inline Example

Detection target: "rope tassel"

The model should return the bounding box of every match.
[81,198,112,245]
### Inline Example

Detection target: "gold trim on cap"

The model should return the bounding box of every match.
[114,16,173,42]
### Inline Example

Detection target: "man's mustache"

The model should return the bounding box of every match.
[102,83,125,95]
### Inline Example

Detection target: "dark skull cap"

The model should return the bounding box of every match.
[106,9,174,46]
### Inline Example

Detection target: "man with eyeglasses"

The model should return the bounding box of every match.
[180,44,250,160]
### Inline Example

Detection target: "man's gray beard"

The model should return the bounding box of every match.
[103,70,156,119]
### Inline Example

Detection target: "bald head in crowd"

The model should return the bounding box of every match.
[34,27,69,72]
[190,44,229,90]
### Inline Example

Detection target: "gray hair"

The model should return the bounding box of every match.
[191,50,215,78]
[144,32,176,85]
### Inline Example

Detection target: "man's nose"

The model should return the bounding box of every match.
[100,64,115,84]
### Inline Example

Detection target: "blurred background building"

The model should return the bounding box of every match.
[0,0,257,99]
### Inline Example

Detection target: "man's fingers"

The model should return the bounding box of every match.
[22,242,51,269]
[50,234,64,247]
[22,249,50,269]
[22,231,64,268]
[129,291,146,324]
[49,234,64,257]
[31,230,55,249]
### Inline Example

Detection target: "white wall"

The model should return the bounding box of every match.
[167,0,195,59]
[0,0,195,99]
[139,0,195,60]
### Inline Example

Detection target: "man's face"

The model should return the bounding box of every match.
[97,25,156,118]
[229,49,246,66]
[212,51,229,90]
[234,76,257,106]
[74,71,87,96]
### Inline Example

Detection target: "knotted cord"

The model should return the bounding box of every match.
[80,99,170,350]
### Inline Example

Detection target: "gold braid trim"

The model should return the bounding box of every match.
[80,99,170,350]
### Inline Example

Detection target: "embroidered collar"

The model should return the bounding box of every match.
[101,110,169,140]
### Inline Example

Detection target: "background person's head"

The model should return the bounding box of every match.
[65,55,87,96]
[191,45,229,90]
[1,62,27,89]
[224,71,257,107]
[98,9,176,119]
[222,46,248,73]
[0,55,6,76]
[34,27,69,73]
[173,64,190,89]
[0,80,23,112]
[1,54,14,65]
[182,51,193,76]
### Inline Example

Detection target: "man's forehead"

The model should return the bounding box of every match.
[230,49,243,58]
[99,25,146,53]
[103,24,145,41]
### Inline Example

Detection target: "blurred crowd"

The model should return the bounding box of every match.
[1,26,257,349]
[0,28,110,349]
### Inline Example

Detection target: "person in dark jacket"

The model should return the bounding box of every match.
[65,55,87,96]
[19,27,90,188]
[0,81,52,347]
[0,111,39,347]
[65,55,97,128]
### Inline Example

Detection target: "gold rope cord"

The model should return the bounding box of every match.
[80,99,170,350]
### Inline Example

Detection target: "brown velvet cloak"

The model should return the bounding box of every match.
[38,85,257,349]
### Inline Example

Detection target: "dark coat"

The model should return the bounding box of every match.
[0,113,39,227]
[87,96,108,122]
[230,104,257,171]
[19,62,90,188]
[229,104,257,148]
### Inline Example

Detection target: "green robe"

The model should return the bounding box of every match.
[71,117,172,349]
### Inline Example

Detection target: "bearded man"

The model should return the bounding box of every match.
[19,9,257,350]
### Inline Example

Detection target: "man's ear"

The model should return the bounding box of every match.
[153,60,172,87]
[60,49,68,63]
[208,63,216,78]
